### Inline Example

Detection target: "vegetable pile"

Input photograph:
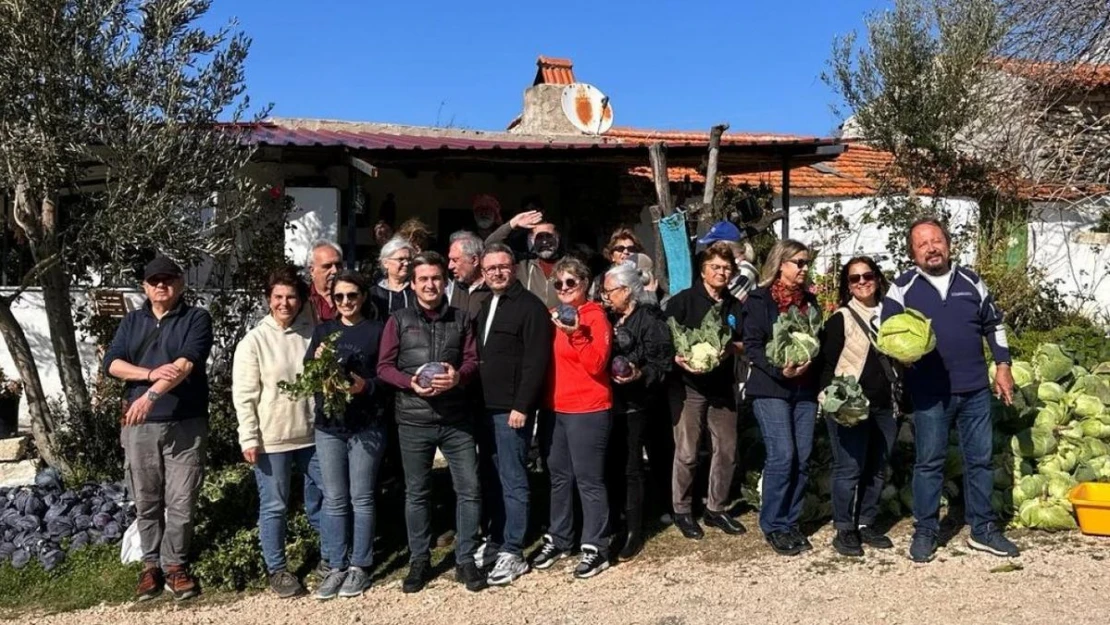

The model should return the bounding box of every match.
[820,375,871,427]
[667,304,731,373]
[876,308,936,364]
[766,305,822,367]
[278,332,352,421]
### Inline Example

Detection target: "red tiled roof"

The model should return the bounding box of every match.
[995,58,1110,89]
[607,127,820,145]
[535,56,576,86]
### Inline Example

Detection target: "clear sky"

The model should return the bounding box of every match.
[202,0,889,137]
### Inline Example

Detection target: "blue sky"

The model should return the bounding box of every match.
[203,0,889,137]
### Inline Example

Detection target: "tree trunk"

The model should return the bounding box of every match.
[0,296,70,473]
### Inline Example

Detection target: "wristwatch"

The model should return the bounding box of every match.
[146,390,162,402]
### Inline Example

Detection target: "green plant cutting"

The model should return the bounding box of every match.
[278,332,351,422]
[876,308,936,364]
[667,304,732,373]
[766,305,822,368]
[819,375,870,426]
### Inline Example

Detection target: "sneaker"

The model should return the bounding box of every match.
[530,535,570,570]
[967,524,1020,558]
[703,510,747,535]
[789,528,813,552]
[832,530,864,557]
[135,564,164,601]
[313,560,330,579]
[573,545,610,579]
[487,552,531,585]
[859,526,894,549]
[314,568,348,600]
[673,513,704,540]
[402,560,430,594]
[338,566,372,598]
[618,535,644,562]
[766,531,803,556]
[163,564,200,601]
[269,569,306,598]
[909,530,938,563]
[454,561,488,592]
[473,539,491,570]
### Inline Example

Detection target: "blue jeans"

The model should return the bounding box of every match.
[315,423,387,570]
[752,397,817,534]
[824,409,896,530]
[398,423,481,565]
[253,447,324,573]
[477,410,534,557]
[911,388,995,537]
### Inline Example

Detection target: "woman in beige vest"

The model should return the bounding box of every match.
[817,256,897,557]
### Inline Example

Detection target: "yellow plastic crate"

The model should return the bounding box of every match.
[1068,483,1110,536]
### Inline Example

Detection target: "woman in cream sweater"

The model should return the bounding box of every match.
[232,265,322,598]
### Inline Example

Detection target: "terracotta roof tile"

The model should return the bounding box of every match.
[535,56,576,85]
[995,58,1110,89]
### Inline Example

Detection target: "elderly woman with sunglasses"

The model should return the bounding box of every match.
[817,256,897,557]
[742,239,821,557]
[530,257,614,580]
[370,236,415,318]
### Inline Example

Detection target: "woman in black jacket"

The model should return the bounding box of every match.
[742,239,820,557]
[600,260,674,561]
[818,256,897,557]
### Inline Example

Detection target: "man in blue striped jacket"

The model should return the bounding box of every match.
[882,217,1019,563]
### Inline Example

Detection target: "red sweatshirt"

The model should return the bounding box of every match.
[547,301,613,414]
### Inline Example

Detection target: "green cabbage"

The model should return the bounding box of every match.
[1011,427,1058,458]
[1037,450,1078,475]
[876,308,937,364]
[1073,394,1105,419]
[1069,374,1110,405]
[1038,382,1066,403]
[820,375,871,427]
[766,305,822,368]
[667,304,731,373]
[1080,418,1110,439]
[1045,472,1077,499]
[1018,498,1077,531]
[1012,474,1047,506]
[1079,438,1110,462]
[1033,343,1074,383]
[1092,362,1110,377]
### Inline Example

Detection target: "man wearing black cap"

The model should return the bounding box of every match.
[103,256,213,601]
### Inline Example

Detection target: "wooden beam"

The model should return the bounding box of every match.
[701,124,729,207]
[781,155,792,238]
[648,142,673,215]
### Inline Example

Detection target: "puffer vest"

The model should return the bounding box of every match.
[393,304,471,426]
[834,303,875,380]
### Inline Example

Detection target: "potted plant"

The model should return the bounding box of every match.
[0,367,22,437]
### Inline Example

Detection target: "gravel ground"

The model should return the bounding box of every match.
[21,519,1110,625]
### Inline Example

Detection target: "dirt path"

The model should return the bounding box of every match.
[21,522,1110,625]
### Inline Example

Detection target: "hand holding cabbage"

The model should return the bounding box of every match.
[820,375,870,427]
[766,305,822,369]
[876,308,936,364]
[667,304,732,374]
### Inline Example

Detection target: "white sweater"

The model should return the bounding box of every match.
[232,312,315,453]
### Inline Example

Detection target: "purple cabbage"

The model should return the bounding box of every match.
[554,304,578,326]
[416,362,448,388]
[611,356,634,379]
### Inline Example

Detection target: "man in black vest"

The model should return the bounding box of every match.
[376,251,485,593]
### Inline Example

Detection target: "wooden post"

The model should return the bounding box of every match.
[702,124,729,207]
[781,154,792,238]
[648,142,672,293]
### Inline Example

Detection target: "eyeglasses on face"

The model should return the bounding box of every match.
[612,245,638,254]
[146,275,178,287]
[601,285,628,296]
[848,271,876,285]
[785,258,811,269]
[705,263,733,274]
[482,264,513,275]
[388,256,413,265]
[553,278,579,291]
[333,292,361,303]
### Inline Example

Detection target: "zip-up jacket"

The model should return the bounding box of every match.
[547,300,613,414]
[741,286,820,401]
[370,280,414,320]
[609,304,675,414]
[881,265,1010,397]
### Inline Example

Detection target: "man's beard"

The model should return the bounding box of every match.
[920,258,951,276]
[475,216,495,230]
[535,248,559,260]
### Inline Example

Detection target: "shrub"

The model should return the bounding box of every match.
[50,377,126,483]
[1010,325,1110,369]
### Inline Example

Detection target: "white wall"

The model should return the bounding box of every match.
[285,187,340,266]
[1029,199,1110,322]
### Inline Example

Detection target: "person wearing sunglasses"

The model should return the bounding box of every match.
[530,257,614,579]
[588,227,644,300]
[370,235,415,319]
[817,256,898,557]
[305,271,386,600]
[664,242,747,541]
[742,239,820,556]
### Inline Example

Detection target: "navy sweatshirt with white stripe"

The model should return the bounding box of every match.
[881,265,1010,397]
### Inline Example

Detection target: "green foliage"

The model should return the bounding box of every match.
[50,377,126,482]
[820,375,871,426]
[1010,325,1110,370]
[667,305,731,372]
[0,545,138,618]
[279,332,352,421]
[766,306,822,368]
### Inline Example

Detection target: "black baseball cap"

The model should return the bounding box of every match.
[143,256,184,281]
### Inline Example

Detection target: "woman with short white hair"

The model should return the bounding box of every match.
[370,236,415,319]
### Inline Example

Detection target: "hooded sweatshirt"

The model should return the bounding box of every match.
[547,300,613,414]
[232,311,316,453]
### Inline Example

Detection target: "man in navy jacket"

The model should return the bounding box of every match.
[882,218,1018,563]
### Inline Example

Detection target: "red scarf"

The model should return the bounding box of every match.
[770,280,807,314]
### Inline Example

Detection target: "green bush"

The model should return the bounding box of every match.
[50,377,126,483]
[1010,325,1110,369]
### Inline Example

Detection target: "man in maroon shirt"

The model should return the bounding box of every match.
[307,241,342,323]
[376,251,484,594]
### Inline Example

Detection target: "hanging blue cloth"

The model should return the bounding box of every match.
[659,212,691,296]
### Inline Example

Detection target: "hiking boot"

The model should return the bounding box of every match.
[314,568,348,600]
[402,560,431,594]
[766,531,803,556]
[618,534,644,562]
[135,564,164,601]
[703,510,747,535]
[530,535,570,570]
[832,530,864,557]
[269,569,306,598]
[789,528,813,552]
[910,530,938,563]
[673,513,704,540]
[573,545,610,579]
[455,561,488,592]
[488,552,531,585]
[967,524,1020,558]
[338,566,372,598]
[163,564,200,601]
[859,526,894,549]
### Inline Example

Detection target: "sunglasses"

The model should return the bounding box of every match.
[848,271,876,285]
[785,259,811,269]
[146,275,178,287]
[333,292,361,303]
[553,278,579,291]
[612,245,638,254]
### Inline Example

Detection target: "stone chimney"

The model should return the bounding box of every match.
[509,56,586,136]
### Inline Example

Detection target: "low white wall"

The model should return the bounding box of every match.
[1029,199,1110,322]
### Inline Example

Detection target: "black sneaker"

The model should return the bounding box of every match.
[910,530,938,563]
[573,545,610,579]
[531,534,570,570]
[455,561,488,592]
[268,569,306,598]
[402,560,430,594]
[673,513,705,540]
[618,535,644,562]
[789,528,813,552]
[703,510,747,535]
[859,526,894,549]
[832,530,864,557]
[766,531,803,556]
[967,524,1020,558]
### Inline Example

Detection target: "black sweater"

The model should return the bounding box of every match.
[306,318,384,434]
[817,312,893,410]
[664,282,743,402]
[475,280,554,415]
[610,304,675,414]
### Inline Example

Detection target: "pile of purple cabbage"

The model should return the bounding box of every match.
[0,468,133,571]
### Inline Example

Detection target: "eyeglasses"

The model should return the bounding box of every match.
[612,245,638,254]
[146,275,178,287]
[785,258,811,269]
[601,285,628,296]
[333,292,361,302]
[553,278,579,291]
[483,264,513,275]
[848,271,876,285]
[705,263,734,274]
[388,257,413,265]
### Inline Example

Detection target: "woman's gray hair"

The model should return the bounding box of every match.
[379,235,415,266]
[605,261,656,305]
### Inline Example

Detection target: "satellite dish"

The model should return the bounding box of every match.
[561,83,614,135]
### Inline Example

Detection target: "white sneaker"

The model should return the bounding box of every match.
[487,552,530,586]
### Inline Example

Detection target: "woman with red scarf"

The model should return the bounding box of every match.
[742,239,821,557]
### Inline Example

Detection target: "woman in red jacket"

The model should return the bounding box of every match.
[529,256,613,580]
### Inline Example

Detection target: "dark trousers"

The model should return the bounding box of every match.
[548,411,611,555]
[824,408,896,530]
[477,410,534,557]
[398,423,481,565]
[646,402,675,516]
[670,384,737,515]
[607,409,647,538]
